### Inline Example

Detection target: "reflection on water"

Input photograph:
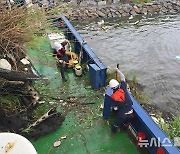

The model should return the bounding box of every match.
[73,14,180,115]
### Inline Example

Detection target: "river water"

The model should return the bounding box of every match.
[72,14,180,116]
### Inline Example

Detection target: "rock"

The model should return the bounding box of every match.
[177,1,180,7]
[99,8,108,14]
[97,1,106,6]
[96,10,106,17]
[147,6,155,13]
[79,1,88,6]
[113,0,119,3]
[107,12,112,18]
[67,0,180,20]
[86,1,97,6]
[118,9,125,14]
[109,8,116,13]
[130,10,137,16]
[122,4,132,13]
[122,12,130,17]
[111,12,117,18]
[115,11,121,17]
[161,7,168,13]
[133,5,141,14]
[0,59,11,71]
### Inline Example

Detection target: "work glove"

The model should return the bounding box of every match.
[59,60,63,63]
[116,67,120,71]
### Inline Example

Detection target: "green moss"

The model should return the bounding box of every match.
[33,103,50,119]
[0,95,22,113]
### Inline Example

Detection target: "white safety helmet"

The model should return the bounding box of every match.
[54,42,62,51]
[109,79,119,89]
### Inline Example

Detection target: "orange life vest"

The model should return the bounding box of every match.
[111,88,125,103]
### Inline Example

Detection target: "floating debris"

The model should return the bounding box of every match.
[129,15,133,20]
[133,21,140,25]
[97,20,104,26]
[175,55,180,60]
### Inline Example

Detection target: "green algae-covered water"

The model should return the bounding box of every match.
[26,36,141,154]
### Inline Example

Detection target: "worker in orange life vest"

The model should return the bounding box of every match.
[110,68,133,133]
[53,40,69,82]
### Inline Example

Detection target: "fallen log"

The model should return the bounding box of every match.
[22,107,57,133]
[0,68,48,81]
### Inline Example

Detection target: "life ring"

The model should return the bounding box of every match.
[66,51,79,67]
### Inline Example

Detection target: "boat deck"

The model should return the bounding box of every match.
[27,36,141,154]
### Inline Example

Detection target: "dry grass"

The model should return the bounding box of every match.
[0,5,46,69]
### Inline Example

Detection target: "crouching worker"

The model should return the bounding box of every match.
[103,67,133,133]
[53,40,70,82]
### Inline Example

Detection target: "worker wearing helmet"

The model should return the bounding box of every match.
[53,40,69,82]
[109,68,133,133]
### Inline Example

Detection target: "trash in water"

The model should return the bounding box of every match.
[175,55,180,60]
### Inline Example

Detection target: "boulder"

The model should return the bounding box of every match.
[96,10,106,17]
[115,11,122,17]
[141,8,148,15]
[133,5,141,14]
[97,1,106,6]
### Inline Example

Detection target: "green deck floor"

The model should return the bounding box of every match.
[27,36,141,154]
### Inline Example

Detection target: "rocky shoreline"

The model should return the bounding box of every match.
[62,0,180,20]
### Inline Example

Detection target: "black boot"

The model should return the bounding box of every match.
[111,124,118,133]
[62,78,67,82]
